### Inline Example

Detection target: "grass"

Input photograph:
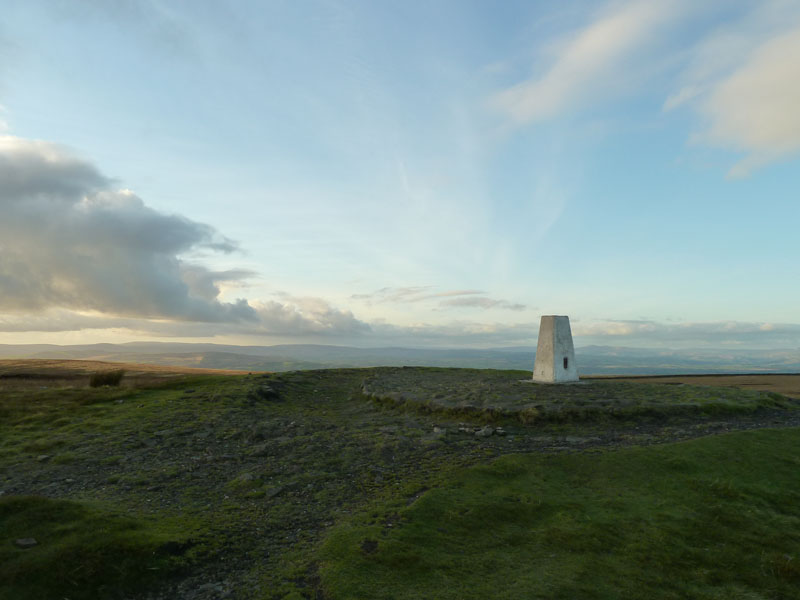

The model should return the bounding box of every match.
[319,427,800,599]
[89,369,126,387]
[3,364,800,599]
[0,495,193,600]
[362,367,795,424]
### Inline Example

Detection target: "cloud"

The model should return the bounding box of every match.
[351,286,525,311]
[352,287,484,304]
[0,135,257,322]
[573,319,800,347]
[439,297,526,311]
[0,297,370,339]
[370,320,540,347]
[698,26,800,175]
[490,0,686,125]
[663,3,800,175]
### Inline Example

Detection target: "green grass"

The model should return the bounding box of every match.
[0,495,194,600]
[320,427,800,599]
[4,366,800,599]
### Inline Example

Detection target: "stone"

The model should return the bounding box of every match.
[475,426,494,438]
[14,538,38,549]
[532,315,579,383]
[248,443,270,457]
[36,454,51,462]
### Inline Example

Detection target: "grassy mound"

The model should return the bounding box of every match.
[362,367,795,423]
[0,495,194,600]
[320,427,800,599]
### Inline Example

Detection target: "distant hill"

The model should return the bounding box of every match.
[0,342,798,374]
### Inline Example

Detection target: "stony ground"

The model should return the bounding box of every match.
[3,364,800,599]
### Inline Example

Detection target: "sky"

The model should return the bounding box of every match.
[0,0,799,350]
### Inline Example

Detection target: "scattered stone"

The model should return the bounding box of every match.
[36,454,51,462]
[433,426,446,434]
[14,538,38,549]
[494,427,507,436]
[475,426,494,438]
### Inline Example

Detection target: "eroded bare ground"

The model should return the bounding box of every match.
[4,363,800,599]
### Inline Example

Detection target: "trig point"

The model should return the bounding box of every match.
[532,315,579,383]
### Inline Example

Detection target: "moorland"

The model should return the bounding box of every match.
[3,359,800,599]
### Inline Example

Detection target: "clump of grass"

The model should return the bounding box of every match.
[320,427,800,599]
[89,369,125,388]
[0,495,192,600]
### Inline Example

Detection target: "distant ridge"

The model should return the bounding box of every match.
[0,342,798,374]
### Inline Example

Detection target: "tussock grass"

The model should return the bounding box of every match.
[320,427,800,599]
[89,369,125,387]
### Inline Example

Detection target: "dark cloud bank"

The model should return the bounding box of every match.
[0,136,366,337]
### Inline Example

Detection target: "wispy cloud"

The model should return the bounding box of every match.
[490,0,688,126]
[664,4,800,175]
[351,286,525,311]
[351,287,483,304]
[697,26,800,175]
[439,297,526,311]
[574,319,800,347]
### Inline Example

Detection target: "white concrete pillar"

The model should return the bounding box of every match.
[532,315,579,383]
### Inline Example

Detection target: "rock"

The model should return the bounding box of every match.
[248,443,270,457]
[564,436,602,444]
[265,485,285,499]
[249,385,280,401]
[494,427,507,436]
[433,426,446,434]
[14,538,38,549]
[36,454,51,462]
[475,426,494,438]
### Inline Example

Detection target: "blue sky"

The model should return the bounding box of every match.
[1,0,799,349]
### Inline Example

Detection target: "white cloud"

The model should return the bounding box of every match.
[699,26,800,175]
[0,135,257,322]
[664,2,800,175]
[574,319,800,347]
[490,0,687,125]
[0,135,371,339]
